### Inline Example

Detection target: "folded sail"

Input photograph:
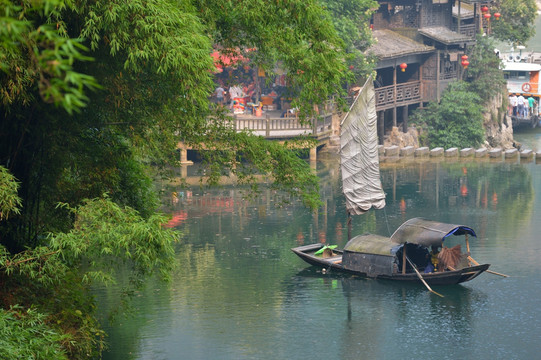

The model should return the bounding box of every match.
[340,77,386,215]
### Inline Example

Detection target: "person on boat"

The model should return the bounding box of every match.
[517,94,526,118]
[424,245,440,273]
[527,96,536,116]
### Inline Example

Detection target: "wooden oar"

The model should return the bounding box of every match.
[406,256,444,297]
[468,256,509,278]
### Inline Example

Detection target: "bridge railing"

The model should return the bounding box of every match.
[231,113,333,138]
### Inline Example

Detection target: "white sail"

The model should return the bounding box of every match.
[340,77,386,215]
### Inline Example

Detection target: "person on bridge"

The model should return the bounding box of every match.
[215,83,225,105]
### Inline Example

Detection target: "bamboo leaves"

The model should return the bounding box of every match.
[49,195,178,287]
[0,166,21,221]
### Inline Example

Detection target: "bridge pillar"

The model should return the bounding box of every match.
[180,164,188,178]
[309,146,317,163]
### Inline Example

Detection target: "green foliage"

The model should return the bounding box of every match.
[196,0,354,116]
[412,81,485,149]
[463,35,507,99]
[49,195,178,287]
[0,194,177,358]
[0,166,22,221]
[0,306,69,360]
[491,0,538,46]
[0,265,106,359]
[0,0,100,113]
[320,0,378,77]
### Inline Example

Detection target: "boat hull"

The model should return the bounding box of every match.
[292,243,490,286]
[510,114,539,129]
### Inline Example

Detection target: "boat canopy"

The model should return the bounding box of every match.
[390,217,476,247]
[344,234,394,256]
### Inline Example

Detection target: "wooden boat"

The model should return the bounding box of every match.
[501,52,540,128]
[292,217,490,285]
[292,77,493,289]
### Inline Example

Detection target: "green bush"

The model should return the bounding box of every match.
[0,307,69,360]
[412,81,485,149]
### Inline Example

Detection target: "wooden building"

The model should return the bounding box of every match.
[367,0,485,143]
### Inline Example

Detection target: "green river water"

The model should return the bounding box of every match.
[98,127,541,360]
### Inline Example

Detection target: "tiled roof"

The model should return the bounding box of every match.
[368,30,435,60]
[419,26,473,45]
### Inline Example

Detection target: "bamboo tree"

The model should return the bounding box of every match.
[1,1,377,357]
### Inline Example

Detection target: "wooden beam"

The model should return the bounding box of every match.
[402,245,406,274]
[402,105,408,132]
[468,256,509,277]
[436,50,441,102]
[393,66,397,127]
[406,256,444,297]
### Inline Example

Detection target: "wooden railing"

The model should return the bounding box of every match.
[231,113,333,139]
[451,24,476,38]
[375,81,422,111]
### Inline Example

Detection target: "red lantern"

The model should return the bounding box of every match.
[481,5,489,13]
[494,12,501,20]
[461,55,468,61]
[484,13,491,19]
[399,63,407,72]
[461,60,470,69]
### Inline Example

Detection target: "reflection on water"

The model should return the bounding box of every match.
[99,157,541,360]
[515,126,541,153]
[339,276,487,359]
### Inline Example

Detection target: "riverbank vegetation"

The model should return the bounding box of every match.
[1,0,376,357]
[411,36,507,149]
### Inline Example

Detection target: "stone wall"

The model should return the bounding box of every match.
[384,126,420,148]
[482,89,516,150]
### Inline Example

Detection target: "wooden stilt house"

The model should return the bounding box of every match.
[368,0,485,143]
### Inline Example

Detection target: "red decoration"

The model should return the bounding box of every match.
[461,55,468,61]
[481,5,489,13]
[461,185,468,197]
[494,12,501,20]
[484,13,491,19]
[399,63,407,72]
[461,60,470,69]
